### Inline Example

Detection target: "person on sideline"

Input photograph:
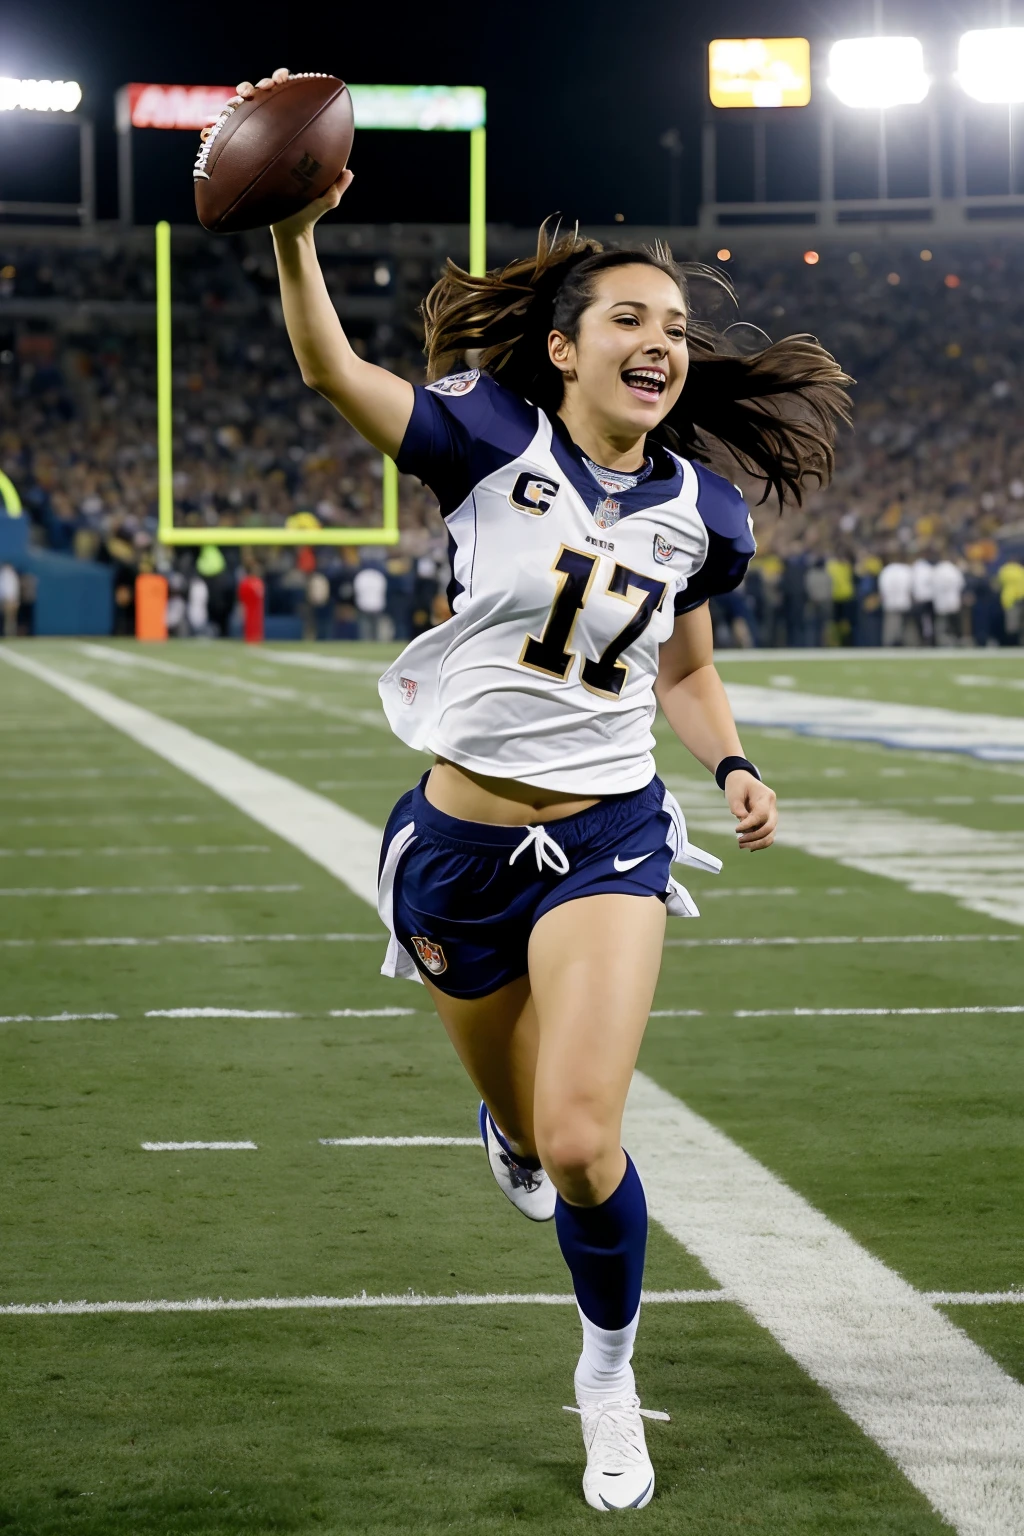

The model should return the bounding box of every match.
[879,556,913,646]
[227,65,852,1512]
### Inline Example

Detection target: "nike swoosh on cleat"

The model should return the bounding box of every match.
[613,851,655,872]
[600,1478,653,1510]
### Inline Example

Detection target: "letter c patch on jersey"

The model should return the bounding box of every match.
[509,471,560,516]
[411,935,447,975]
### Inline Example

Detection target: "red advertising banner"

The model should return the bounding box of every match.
[127,83,235,130]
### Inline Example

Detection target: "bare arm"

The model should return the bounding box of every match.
[216,69,415,458]
[655,603,778,851]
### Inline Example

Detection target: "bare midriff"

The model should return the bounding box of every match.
[425,758,600,827]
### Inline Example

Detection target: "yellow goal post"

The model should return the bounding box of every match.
[157,85,486,547]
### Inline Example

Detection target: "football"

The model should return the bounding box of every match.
[194,73,354,233]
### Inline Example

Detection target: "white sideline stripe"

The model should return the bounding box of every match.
[0,1012,116,1023]
[0,1008,416,1024]
[665,933,1021,949]
[626,1071,1024,1536]
[0,1288,728,1317]
[0,845,270,858]
[649,1005,1024,1019]
[2,1287,1021,1319]
[74,643,387,730]
[141,1141,257,1151]
[319,1136,480,1147]
[15,648,1024,1521]
[0,884,300,898]
[724,681,1024,762]
[714,647,1024,662]
[670,778,1024,929]
[0,650,382,907]
[0,933,380,949]
[253,649,382,676]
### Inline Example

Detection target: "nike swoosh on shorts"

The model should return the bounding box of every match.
[613,851,655,872]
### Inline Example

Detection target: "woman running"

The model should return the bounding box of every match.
[234,66,852,1512]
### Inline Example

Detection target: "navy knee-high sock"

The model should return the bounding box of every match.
[555,1153,648,1400]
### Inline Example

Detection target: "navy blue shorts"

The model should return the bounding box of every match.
[377,774,681,999]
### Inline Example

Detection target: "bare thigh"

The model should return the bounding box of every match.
[422,972,540,1155]
[528,893,666,1205]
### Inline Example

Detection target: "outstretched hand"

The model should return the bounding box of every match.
[198,68,354,238]
[725,771,778,851]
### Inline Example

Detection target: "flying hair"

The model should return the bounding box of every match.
[421,218,854,508]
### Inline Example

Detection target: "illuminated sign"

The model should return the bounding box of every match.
[708,39,811,108]
[0,77,82,113]
[125,81,486,131]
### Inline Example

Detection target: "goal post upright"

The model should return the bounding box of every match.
[156,84,486,549]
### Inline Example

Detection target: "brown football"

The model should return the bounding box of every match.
[194,73,353,233]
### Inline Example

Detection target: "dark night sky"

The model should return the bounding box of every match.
[0,0,1019,227]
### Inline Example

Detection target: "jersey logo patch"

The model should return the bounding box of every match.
[426,369,480,397]
[509,471,560,516]
[398,676,418,706]
[653,533,676,565]
[594,498,621,530]
[411,935,447,975]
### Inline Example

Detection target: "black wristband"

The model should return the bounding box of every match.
[715,756,761,792]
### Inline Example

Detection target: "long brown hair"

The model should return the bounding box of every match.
[421,220,854,508]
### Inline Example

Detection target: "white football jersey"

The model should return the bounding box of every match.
[379,370,754,794]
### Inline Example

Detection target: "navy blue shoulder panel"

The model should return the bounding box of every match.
[674,462,756,615]
[395,370,538,517]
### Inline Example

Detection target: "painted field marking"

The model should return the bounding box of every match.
[328,1007,416,1017]
[0,933,380,949]
[74,643,387,731]
[669,777,1024,929]
[664,933,1021,949]
[0,650,382,907]
[0,884,301,898]
[0,766,160,779]
[733,1005,1024,1019]
[252,649,382,677]
[141,1141,257,1151]
[626,1071,1024,1536]
[12,648,1024,1528]
[956,673,1024,694]
[0,1012,117,1024]
[319,1136,479,1147]
[1,1288,1020,1320]
[0,845,270,859]
[145,1008,298,1019]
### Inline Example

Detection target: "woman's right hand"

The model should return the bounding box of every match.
[199,67,355,239]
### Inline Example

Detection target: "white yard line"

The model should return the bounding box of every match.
[670,777,1024,928]
[664,933,1021,949]
[0,932,380,949]
[319,1136,479,1147]
[0,846,270,858]
[626,1071,1024,1536]
[141,1141,257,1151]
[0,884,301,898]
[723,681,1024,762]
[145,1008,298,1019]
[0,650,382,907]
[0,1012,117,1023]
[0,1008,417,1024]
[10,646,1024,1530]
[252,648,382,676]
[0,1288,727,1317]
[1,1287,1019,1319]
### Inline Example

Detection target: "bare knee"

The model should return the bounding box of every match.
[536,1121,623,1206]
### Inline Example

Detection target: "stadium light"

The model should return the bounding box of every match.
[957,29,1024,104]
[708,38,811,108]
[827,37,930,109]
[0,76,81,112]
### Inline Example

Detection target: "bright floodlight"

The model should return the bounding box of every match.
[0,77,82,112]
[827,37,929,109]
[958,29,1024,104]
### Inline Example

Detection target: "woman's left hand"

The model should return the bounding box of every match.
[726,771,778,851]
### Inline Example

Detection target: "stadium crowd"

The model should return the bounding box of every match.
[1,231,1023,644]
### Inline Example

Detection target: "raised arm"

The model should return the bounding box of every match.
[219,69,415,458]
[655,603,778,850]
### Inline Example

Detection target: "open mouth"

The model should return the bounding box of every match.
[621,367,666,403]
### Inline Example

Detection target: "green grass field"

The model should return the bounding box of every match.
[2,640,1023,1535]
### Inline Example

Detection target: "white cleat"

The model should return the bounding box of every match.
[478,1102,556,1221]
[579,1396,655,1511]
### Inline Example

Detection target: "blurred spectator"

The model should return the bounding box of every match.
[782,555,807,646]
[0,562,19,636]
[827,554,855,646]
[997,558,1024,645]
[879,559,913,646]
[804,560,832,647]
[932,557,966,646]
[966,560,1002,647]
[353,562,388,640]
[911,554,936,645]
[305,568,332,641]
[854,553,883,646]
[412,553,441,637]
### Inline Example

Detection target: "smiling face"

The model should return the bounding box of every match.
[548,262,689,454]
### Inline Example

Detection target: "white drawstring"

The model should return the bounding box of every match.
[508,823,570,875]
